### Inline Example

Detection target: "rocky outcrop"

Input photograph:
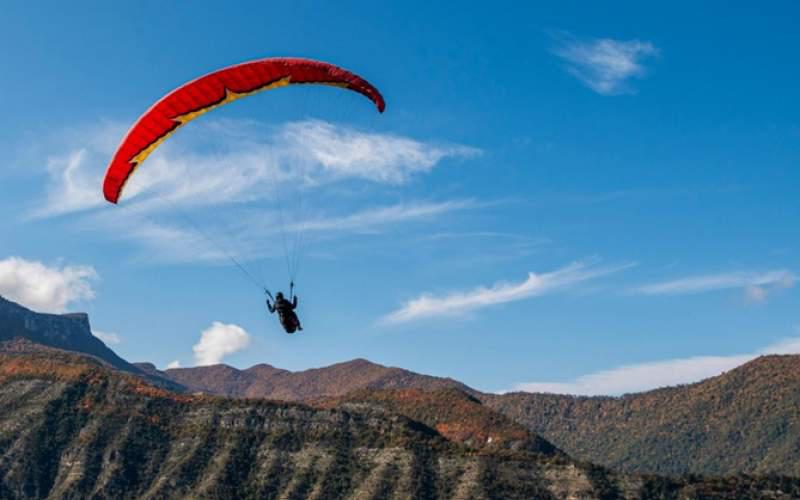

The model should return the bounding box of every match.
[0,296,133,372]
[0,297,182,392]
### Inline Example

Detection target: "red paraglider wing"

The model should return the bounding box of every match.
[103,57,385,203]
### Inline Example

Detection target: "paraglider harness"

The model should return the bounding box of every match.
[266,283,302,334]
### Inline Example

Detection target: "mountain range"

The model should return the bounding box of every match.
[138,346,800,478]
[481,354,800,477]
[141,357,471,400]
[2,338,799,499]
[1,295,800,498]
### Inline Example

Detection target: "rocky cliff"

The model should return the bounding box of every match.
[0,296,133,372]
[0,296,180,391]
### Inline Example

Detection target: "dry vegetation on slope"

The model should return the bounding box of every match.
[483,355,800,477]
[316,387,558,455]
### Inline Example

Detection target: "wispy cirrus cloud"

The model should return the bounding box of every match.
[382,259,635,324]
[102,217,230,264]
[552,34,659,95]
[288,199,478,234]
[83,199,479,264]
[34,119,479,218]
[418,231,549,243]
[281,120,480,184]
[510,334,800,396]
[36,149,103,217]
[0,256,97,313]
[633,270,795,301]
[32,119,480,263]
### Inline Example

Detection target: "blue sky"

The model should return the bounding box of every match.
[1,1,798,394]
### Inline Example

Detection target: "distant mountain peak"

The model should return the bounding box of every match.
[151,354,473,401]
[345,357,378,366]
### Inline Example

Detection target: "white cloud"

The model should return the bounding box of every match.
[0,257,97,313]
[382,259,634,324]
[93,330,121,345]
[192,321,251,366]
[289,200,478,233]
[32,119,479,263]
[634,270,795,300]
[762,335,800,354]
[511,336,800,396]
[35,149,104,217]
[80,199,476,265]
[419,231,542,242]
[553,35,659,95]
[35,119,478,218]
[94,215,229,264]
[281,120,480,184]
[166,360,182,369]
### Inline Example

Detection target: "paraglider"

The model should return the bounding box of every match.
[266,289,302,334]
[102,57,385,204]
[101,57,385,334]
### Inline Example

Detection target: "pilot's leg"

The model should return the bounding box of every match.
[293,313,303,331]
